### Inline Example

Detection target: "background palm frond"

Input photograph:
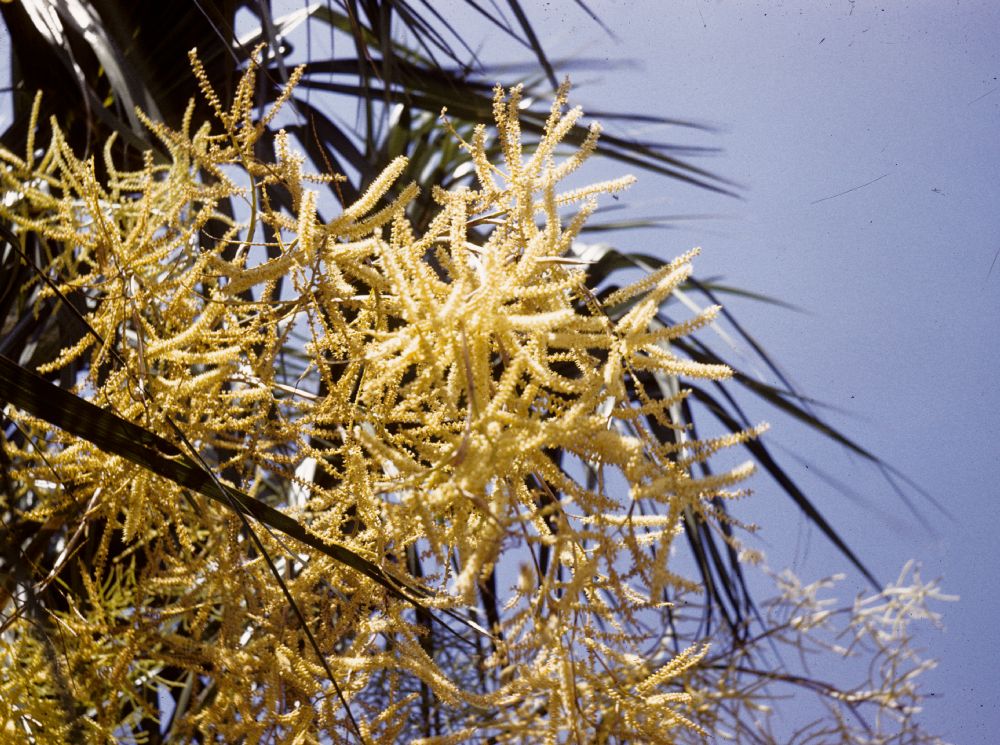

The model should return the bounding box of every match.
[0,0,912,657]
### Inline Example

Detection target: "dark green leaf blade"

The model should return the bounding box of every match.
[0,352,427,603]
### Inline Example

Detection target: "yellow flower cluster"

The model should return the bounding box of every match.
[0,52,758,742]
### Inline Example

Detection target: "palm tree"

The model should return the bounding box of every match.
[0,2,943,742]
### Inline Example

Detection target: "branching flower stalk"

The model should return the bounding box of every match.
[0,50,949,744]
[671,563,955,744]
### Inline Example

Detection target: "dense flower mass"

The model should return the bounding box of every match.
[0,50,752,743]
[0,51,949,745]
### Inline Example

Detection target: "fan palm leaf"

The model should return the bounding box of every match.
[0,0,921,674]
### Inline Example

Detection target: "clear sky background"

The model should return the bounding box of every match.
[3,1,998,741]
[499,1,999,741]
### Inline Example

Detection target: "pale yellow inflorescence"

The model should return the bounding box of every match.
[0,52,762,742]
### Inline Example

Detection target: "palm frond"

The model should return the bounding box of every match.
[0,0,916,654]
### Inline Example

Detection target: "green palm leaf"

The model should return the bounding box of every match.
[0,0,920,653]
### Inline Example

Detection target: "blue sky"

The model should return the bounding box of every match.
[2,1,997,740]
[507,1,999,740]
